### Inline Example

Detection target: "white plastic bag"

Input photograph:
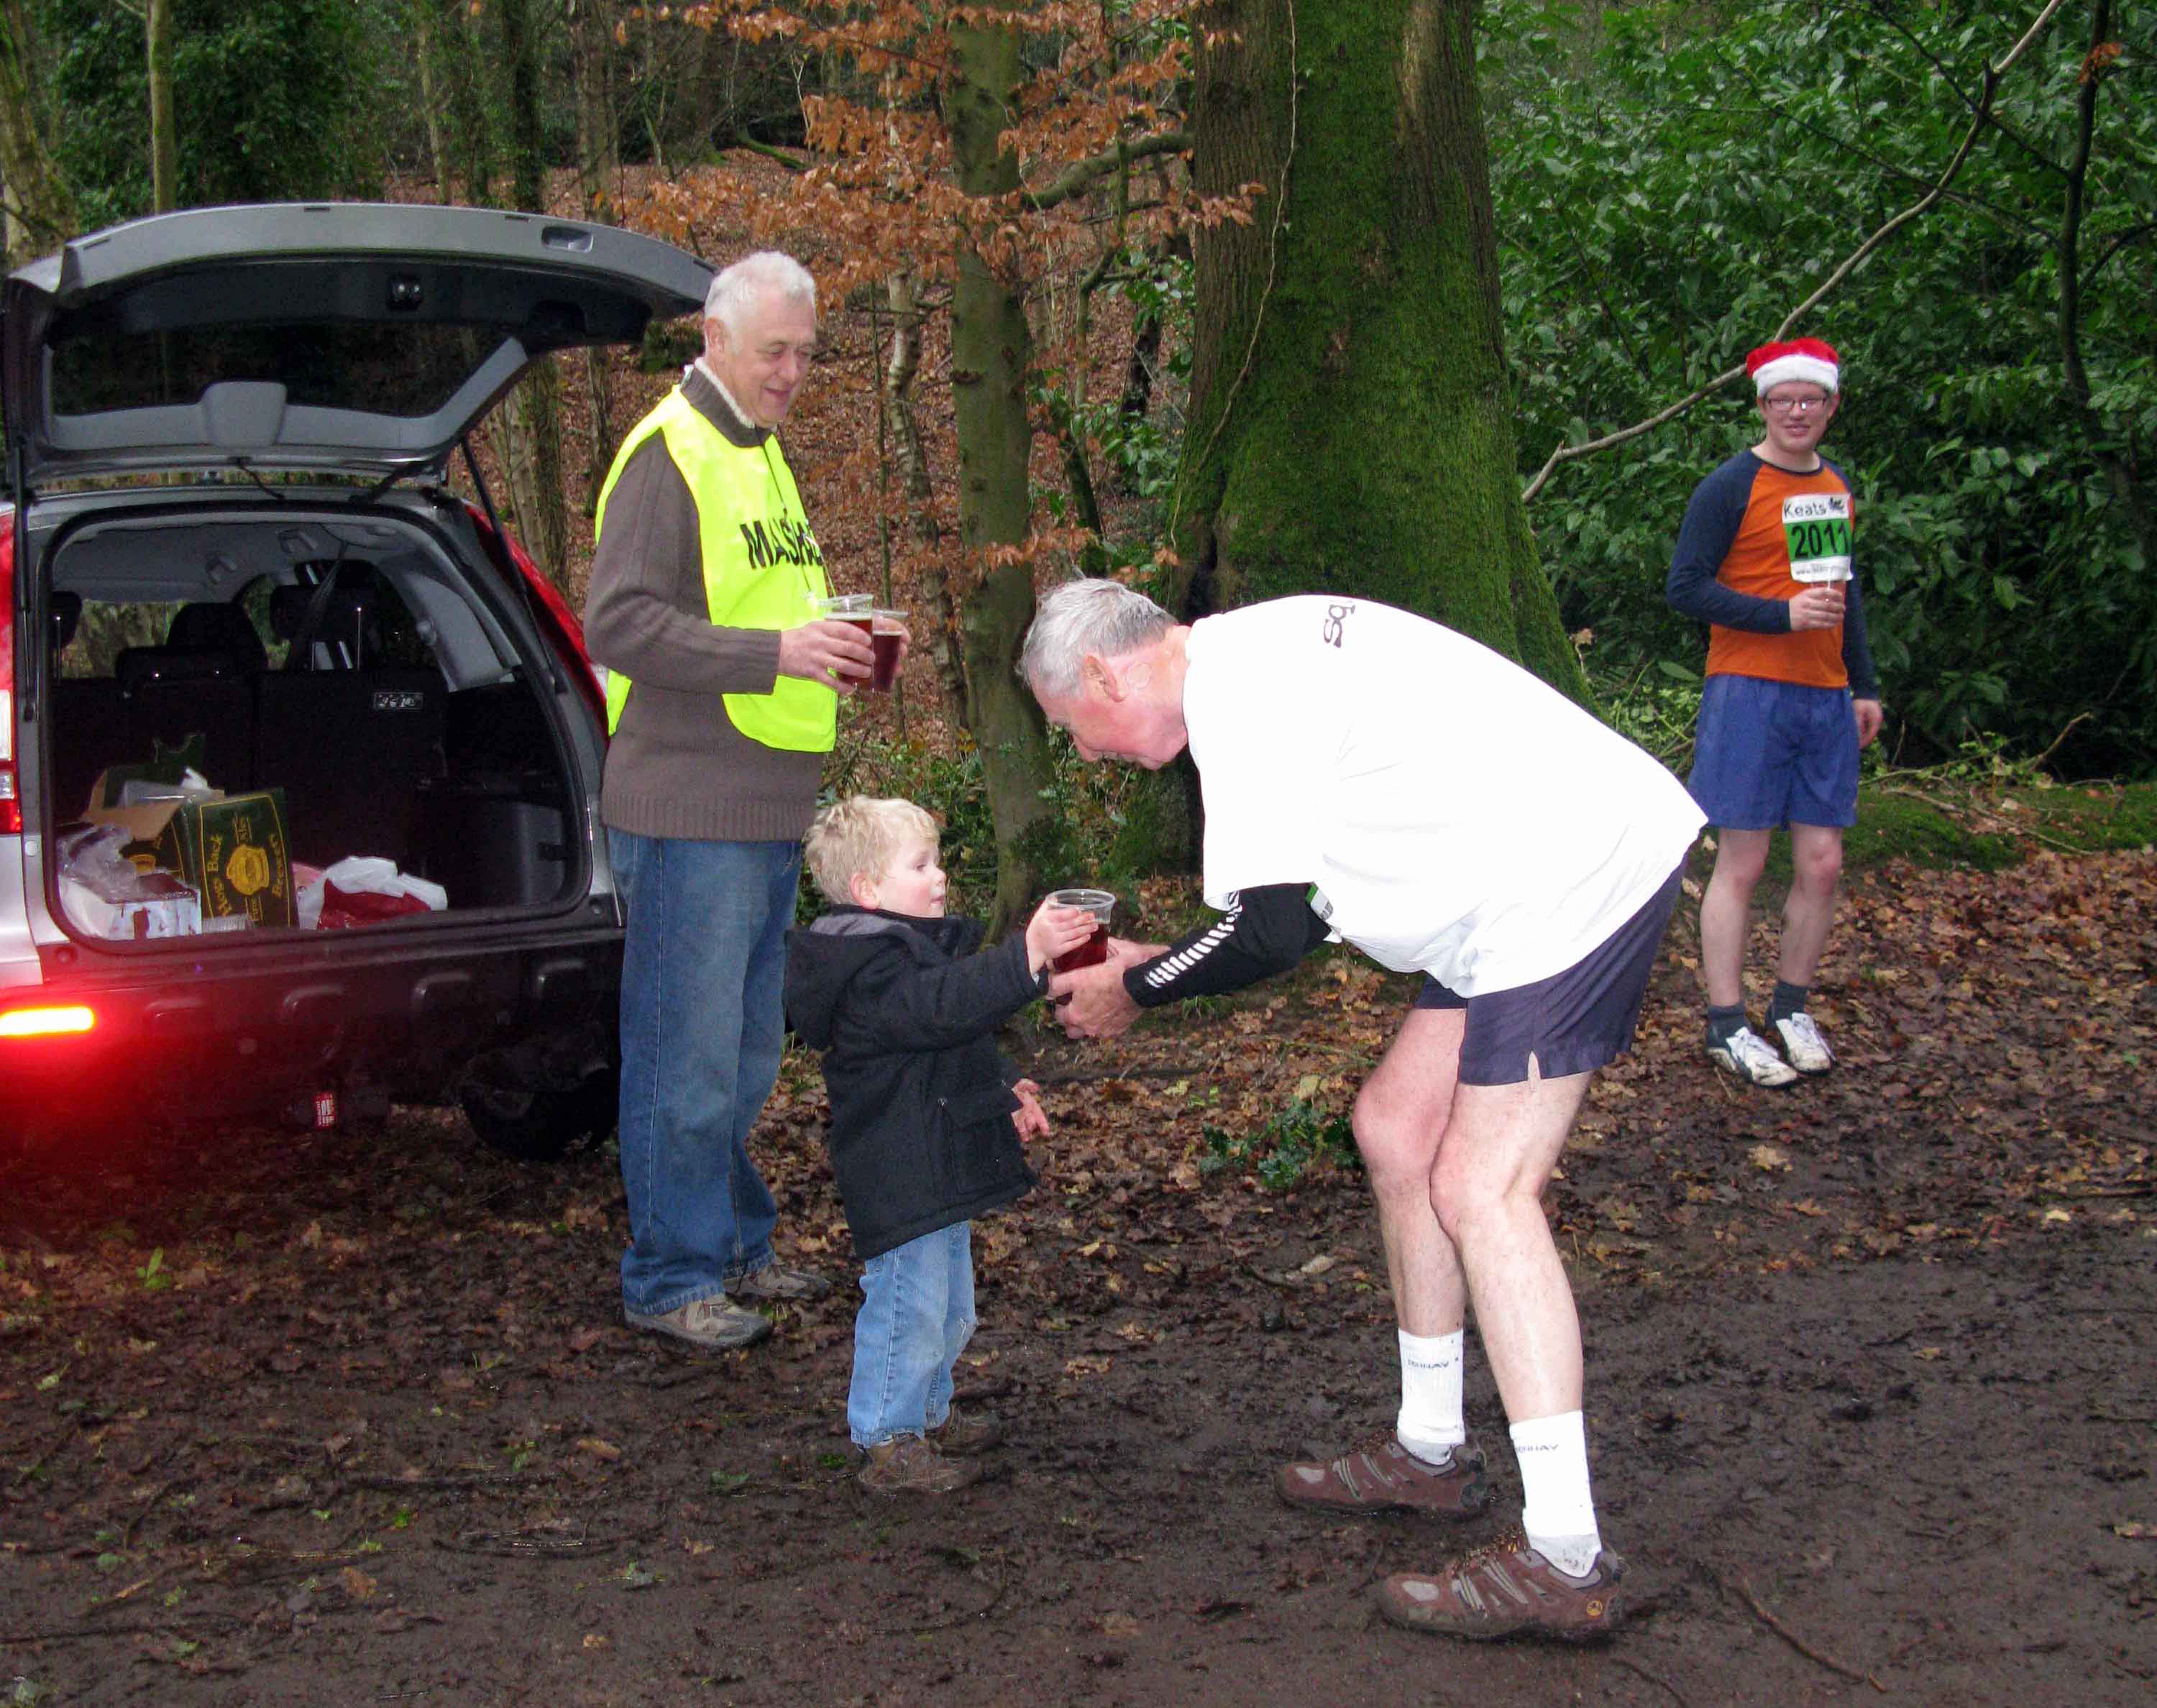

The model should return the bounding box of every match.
[55,823,202,940]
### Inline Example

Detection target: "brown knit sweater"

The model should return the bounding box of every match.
[582,366,826,843]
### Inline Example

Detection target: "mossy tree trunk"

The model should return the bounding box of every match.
[0,0,74,265]
[145,0,177,212]
[1173,0,1583,698]
[948,16,1062,933]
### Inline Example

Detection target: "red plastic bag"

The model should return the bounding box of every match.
[317,883,434,930]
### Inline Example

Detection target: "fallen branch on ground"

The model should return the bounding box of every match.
[1734,1574,1887,1691]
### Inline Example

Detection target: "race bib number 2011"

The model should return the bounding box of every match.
[1783,492,1853,584]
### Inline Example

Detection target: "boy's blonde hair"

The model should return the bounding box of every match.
[803,795,940,905]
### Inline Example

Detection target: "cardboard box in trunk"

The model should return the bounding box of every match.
[82,771,296,928]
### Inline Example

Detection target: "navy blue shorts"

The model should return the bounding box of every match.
[1412,864,1685,1087]
[1687,674,1859,831]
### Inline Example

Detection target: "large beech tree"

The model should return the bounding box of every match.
[1173,0,1583,695]
[646,1,1195,927]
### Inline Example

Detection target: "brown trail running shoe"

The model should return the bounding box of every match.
[1376,1530,1624,1642]
[857,1436,982,1497]
[727,1262,834,1303]
[1277,1435,1490,1518]
[623,1295,772,1351]
[929,1404,1004,1454]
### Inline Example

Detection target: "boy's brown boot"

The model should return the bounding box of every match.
[857,1435,981,1496]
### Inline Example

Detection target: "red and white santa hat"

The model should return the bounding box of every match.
[1746,337,1840,395]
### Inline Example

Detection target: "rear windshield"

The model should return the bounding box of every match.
[48,322,501,420]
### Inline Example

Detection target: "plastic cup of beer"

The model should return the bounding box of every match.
[867,609,908,693]
[1049,888,1116,973]
[815,593,875,680]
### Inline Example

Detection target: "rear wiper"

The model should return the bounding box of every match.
[228,459,289,502]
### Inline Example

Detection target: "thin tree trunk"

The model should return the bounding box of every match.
[1176,0,1581,697]
[948,17,1061,933]
[441,0,494,208]
[411,0,455,203]
[496,0,572,588]
[882,271,968,726]
[145,0,177,212]
[571,0,620,499]
[0,0,73,264]
[2057,0,2152,570]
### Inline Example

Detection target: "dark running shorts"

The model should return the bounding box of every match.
[1413,863,1685,1087]
[1687,674,1860,831]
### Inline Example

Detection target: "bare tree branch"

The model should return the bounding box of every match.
[1022,129,1188,212]
[2084,218,2154,286]
[1522,0,2074,506]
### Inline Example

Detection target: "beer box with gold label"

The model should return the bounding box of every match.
[82,775,296,929]
[158,789,295,928]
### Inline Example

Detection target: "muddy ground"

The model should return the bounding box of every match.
[4,851,2155,1706]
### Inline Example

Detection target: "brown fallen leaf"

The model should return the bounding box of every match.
[577,1437,623,1461]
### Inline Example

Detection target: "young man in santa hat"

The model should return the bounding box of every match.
[1666,338,1884,1088]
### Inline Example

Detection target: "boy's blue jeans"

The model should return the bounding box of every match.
[848,1222,976,1448]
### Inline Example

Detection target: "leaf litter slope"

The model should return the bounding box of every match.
[1,851,2153,1704]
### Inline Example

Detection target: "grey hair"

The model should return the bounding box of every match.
[1018,578,1174,698]
[704,251,817,334]
[802,795,938,906]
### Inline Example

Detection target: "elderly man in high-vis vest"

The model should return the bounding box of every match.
[585,251,881,1351]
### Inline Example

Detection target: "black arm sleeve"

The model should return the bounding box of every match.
[1841,575,1879,699]
[1123,883,1333,1008]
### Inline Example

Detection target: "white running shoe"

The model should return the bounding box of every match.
[1773,1012,1835,1075]
[1707,1024,1799,1088]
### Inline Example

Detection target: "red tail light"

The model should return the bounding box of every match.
[0,1005,95,1038]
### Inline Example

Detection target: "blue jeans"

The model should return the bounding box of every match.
[610,828,798,1317]
[848,1222,975,1448]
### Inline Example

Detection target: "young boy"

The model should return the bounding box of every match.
[784,797,1095,1494]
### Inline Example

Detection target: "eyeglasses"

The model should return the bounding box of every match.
[1763,395,1832,415]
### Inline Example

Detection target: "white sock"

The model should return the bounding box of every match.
[1510,1410,1602,1577]
[1395,1328,1466,1463]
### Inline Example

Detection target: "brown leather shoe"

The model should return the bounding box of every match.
[1377,1531,1624,1642]
[929,1404,1004,1454]
[1277,1434,1489,1517]
[857,1436,981,1497]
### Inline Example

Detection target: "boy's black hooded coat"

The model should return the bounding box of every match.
[783,908,1043,1261]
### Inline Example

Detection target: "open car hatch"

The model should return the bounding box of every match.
[3,202,712,484]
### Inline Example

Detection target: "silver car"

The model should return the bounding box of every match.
[1,202,711,1158]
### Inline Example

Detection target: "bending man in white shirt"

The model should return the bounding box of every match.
[1021,579,1703,1644]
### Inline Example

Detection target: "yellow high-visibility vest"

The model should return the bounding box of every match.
[595,387,835,752]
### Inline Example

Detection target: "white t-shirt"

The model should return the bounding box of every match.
[1184,597,1705,996]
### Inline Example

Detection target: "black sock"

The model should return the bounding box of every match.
[1768,981,1809,1024]
[1706,1004,1748,1046]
